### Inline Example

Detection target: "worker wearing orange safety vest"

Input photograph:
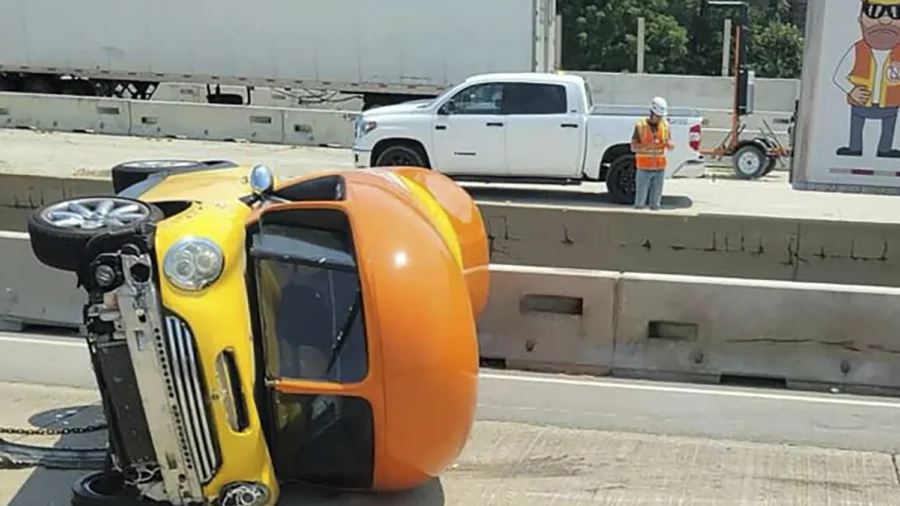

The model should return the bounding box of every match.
[630,97,674,210]
[833,0,900,158]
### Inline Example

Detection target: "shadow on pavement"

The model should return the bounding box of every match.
[6,404,106,506]
[281,478,445,505]
[6,404,446,506]
[464,185,694,210]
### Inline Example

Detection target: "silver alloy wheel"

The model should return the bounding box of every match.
[40,197,151,230]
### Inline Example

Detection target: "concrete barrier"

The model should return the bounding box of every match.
[0,93,131,134]
[0,174,112,210]
[477,265,618,375]
[5,226,900,397]
[283,108,360,147]
[575,71,800,113]
[129,100,286,144]
[0,91,789,153]
[0,231,84,330]
[613,272,900,395]
[478,204,900,288]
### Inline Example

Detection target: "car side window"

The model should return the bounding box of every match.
[443,83,504,115]
[503,83,568,115]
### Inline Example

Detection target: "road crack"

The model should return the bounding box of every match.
[891,454,900,486]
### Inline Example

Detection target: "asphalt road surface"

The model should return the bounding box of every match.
[0,332,898,505]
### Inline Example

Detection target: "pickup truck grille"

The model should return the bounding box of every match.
[162,314,221,483]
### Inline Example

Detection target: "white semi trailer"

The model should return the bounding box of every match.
[0,0,559,109]
[791,0,900,194]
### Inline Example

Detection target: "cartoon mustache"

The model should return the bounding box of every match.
[868,26,900,36]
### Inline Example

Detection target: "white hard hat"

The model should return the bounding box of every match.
[650,96,668,117]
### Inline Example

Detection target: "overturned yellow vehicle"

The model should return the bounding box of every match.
[28,160,489,505]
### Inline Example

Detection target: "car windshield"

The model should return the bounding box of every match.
[252,224,367,384]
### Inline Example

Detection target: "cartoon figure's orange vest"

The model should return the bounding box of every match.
[848,40,900,107]
[634,118,670,170]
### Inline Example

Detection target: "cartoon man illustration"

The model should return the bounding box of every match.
[833,0,900,158]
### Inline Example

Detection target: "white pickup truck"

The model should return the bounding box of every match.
[351,72,706,203]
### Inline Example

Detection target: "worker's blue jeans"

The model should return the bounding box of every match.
[634,169,664,210]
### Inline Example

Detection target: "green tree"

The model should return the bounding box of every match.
[560,0,690,73]
[748,20,804,78]
[558,0,804,77]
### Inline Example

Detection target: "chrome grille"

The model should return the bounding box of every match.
[162,315,220,483]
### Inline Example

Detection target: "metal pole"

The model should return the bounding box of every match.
[637,17,646,73]
[555,14,563,70]
[722,18,732,76]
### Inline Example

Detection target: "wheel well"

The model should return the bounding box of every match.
[598,144,633,181]
[370,138,432,168]
[734,139,769,155]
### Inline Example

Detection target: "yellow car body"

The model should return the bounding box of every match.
[88,162,489,504]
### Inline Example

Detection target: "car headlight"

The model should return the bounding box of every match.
[162,237,224,291]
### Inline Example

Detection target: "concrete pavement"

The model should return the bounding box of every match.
[2,128,900,224]
[0,333,899,505]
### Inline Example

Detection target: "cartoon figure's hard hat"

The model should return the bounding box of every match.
[865,0,900,5]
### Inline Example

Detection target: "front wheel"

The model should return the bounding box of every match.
[70,471,150,505]
[605,154,637,205]
[373,144,429,168]
[28,196,163,272]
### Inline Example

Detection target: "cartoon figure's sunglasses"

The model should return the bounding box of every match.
[862,2,900,20]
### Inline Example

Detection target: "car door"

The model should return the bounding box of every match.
[503,82,584,178]
[431,82,508,176]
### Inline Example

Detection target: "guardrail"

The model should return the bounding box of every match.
[3,231,898,395]
[0,92,788,152]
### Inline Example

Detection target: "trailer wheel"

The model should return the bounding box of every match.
[762,155,778,176]
[70,471,150,505]
[373,143,430,168]
[28,196,163,272]
[111,159,207,194]
[606,154,637,204]
[732,144,768,179]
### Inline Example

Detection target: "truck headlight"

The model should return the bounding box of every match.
[163,237,224,291]
[357,120,376,137]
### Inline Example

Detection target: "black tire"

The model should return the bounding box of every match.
[605,154,637,205]
[111,159,207,194]
[28,196,163,272]
[731,144,768,180]
[762,155,778,176]
[373,143,429,168]
[71,471,150,505]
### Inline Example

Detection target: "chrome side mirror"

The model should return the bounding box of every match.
[249,164,275,195]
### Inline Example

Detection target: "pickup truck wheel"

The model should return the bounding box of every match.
[70,470,153,505]
[373,144,429,168]
[112,159,207,194]
[29,196,163,272]
[732,144,768,179]
[606,155,637,205]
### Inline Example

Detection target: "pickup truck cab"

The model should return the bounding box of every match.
[352,72,706,203]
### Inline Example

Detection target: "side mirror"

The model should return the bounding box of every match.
[249,164,276,196]
[439,100,455,115]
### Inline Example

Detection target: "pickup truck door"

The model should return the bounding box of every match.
[431,82,507,176]
[502,82,583,178]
